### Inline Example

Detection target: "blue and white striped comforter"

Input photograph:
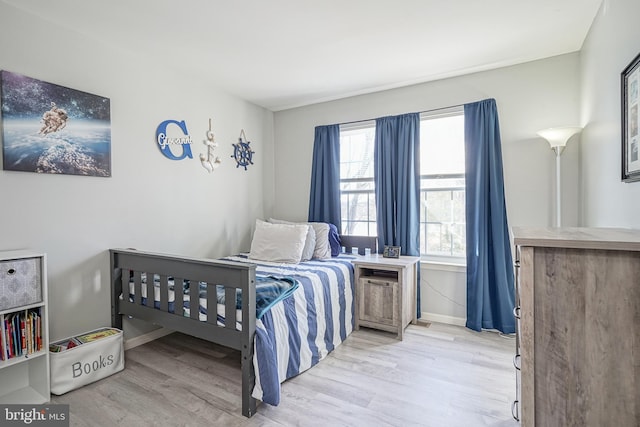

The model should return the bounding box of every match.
[223,254,356,406]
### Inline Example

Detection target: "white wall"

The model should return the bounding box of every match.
[421,264,466,326]
[580,0,640,227]
[273,54,581,320]
[0,4,274,341]
[4,0,623,334]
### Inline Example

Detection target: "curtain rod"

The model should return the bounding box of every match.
[335,102,466,127]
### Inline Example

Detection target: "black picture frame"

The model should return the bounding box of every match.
[383,245,400,258]
[621,53,640,182]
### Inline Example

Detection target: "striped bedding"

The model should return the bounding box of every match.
[127,254,356,407]
[222,254,356,406]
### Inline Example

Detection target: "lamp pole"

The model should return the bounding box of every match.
[536,127,582,228]
[554,146,562,227]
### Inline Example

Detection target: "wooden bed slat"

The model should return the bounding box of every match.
[133,271,142,305]
[205,284,217,326]
[159,275,169,312]
[224,286,236,329]
[189,279,198,320]
[145,272,154,308]
[174,277,184,316]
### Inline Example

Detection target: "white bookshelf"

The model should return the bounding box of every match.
[0,250,50,404]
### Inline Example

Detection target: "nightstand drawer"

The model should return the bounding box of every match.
[358,267,399,282]
[358,277,398,326]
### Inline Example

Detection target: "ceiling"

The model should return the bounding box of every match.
[4,0,602,111]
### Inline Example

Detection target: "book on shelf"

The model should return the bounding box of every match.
[26,312,31,354]
[35,311,42,351]
[15,315,20,356]
[28,310,35,353]
[20,314,26,355]
[4,317,10,359]
[0,316,11,359]
[10,314,18,357]
[0,320,3,361]
[1,309,44,359]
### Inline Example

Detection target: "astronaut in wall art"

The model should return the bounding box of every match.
[39,102,69,135]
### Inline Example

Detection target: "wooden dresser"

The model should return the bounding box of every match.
[511,227,640,427]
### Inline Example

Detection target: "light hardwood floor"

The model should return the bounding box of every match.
[52,323,519,427]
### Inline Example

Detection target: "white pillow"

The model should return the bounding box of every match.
[269,218,316,261]
[249,220,307,263]
[308,222,331,259]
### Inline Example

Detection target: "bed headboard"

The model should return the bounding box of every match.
[339,235,377,255]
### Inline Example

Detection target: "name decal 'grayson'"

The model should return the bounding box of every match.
[156,119,193,160]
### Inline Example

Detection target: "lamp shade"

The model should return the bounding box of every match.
[537,127,582,148]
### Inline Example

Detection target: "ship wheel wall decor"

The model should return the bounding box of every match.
[231,129,255,171]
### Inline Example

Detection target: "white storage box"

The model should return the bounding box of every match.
[49,327,124,395]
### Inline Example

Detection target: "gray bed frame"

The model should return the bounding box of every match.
[110,249,258,417]
[109,236,376,418]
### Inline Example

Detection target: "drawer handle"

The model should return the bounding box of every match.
[513,354,520,371]
[513,306,521,319]
[511,400,520,421]
[7,268,16,275]
[367,280,390,286]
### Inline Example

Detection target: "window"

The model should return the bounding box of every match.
[339,122,376,236]
[419,109,465,261]
[338,110,465,261]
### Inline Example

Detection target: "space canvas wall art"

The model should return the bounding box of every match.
[1,71,111,177]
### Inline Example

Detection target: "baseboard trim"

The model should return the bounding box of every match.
[421,312,466,327]
[123,328,173,351]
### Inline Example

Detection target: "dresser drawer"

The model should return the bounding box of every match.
[0,257,42,311]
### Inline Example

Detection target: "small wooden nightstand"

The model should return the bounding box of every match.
[352,254,420,340]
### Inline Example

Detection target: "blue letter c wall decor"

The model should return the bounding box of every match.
[156,119,194,160]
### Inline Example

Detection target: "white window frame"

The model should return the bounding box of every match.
[338,109,466,265]
[339,121,376,236]
[419,107,466,265]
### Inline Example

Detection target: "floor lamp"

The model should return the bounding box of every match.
[536,127,582,227]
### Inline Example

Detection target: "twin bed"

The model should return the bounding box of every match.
[109,234,376,417]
